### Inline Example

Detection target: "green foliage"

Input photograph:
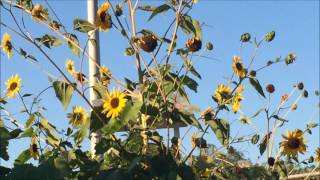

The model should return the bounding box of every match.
[52,81,75,110]
[73,18,96,33]
[249,77,266,98]
[148,4,171,21]
[35,34,62,48]
[207,119,230,147]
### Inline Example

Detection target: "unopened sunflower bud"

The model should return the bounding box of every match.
[240,32,251,42]
[266,84,275,93]
[291,104,297,110]
[268,157,275,166]
[195,137,207,148]
[139,35,158,52]
[285,53,296,65]
[206,42,213,51]
[297,82,304,90]
[115,4,123,16]
[267,60,273,66]
[249,70,256,77]
[186,37,202,52]
[265,31,276,42]
[303,90,308,98]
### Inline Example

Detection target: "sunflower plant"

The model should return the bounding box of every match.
[0,0,319,179]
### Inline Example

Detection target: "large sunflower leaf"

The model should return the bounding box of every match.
[73,18,96,33]
[249,77,266,98]
[101,99,142,135]
[52,81,75,110]
[206,119,230,147]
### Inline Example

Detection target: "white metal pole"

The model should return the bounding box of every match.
[174,126,180,138]
[87,0,100,158]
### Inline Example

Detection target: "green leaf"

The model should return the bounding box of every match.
[259,132,271,155]
[251,134,260,145]
[307,122,318,129]
[66,33,80,57]
[101,99,142,135]
[35,34,62,48]
[192,19,202,40]
[73,18,96,33]
[250,108,265,118]
[14,149,31,165]
[0,127,10,139]
[275,161,287,178]
[137,5,157,11]
[10,129,23,139]
[179,15,196,35]
[73,120,89,146]
[207,119,230,147]
[0,136,9,160]
[53,81,75,110]
[26,114,35,128]
[272,115,288,123]
[18,127,34,138]
[148,4,171,21]
[249,77,266,98]
[181,75,198,92]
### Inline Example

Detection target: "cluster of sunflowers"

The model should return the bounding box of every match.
[0,0,319,179]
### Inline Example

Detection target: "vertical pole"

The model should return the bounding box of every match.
[87,0,100,158]
[174,126,180,138]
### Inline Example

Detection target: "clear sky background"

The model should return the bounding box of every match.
[1,0,319,167]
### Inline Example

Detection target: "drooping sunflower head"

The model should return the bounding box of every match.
[232,56,246,78]
[74,72,86,84]
[214,84,232,105]
[281,129,306,157]
[5,74,22,98]
[1,33,13,59]
[201,106,214,120]
[96,2,112,31]
[102,89,128,119]
[139,35,158,53]
[99,65,112,86]
[65,59,75,74]
[67,106,89,128]
[31,4,49,22]
[29,136,39,159]
[186,37,202,52]
[315,148,320,162]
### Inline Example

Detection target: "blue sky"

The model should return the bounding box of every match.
[1,0,319,167]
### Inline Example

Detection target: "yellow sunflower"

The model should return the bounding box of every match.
[281,129,306,157]
[214,84,232,105]
[29,136,39,159]
[74,71,86,84]
[1,33,13,59]
[315,148,320,162]
[31,4,48,22]
[5,74,22,98]
[232,85,245,113]
[99,65,112,86]
[65,59,75,74]
[96,2,112,31]
[67,106,89,128]
[232,56,246,78]
[102,89,127,119]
